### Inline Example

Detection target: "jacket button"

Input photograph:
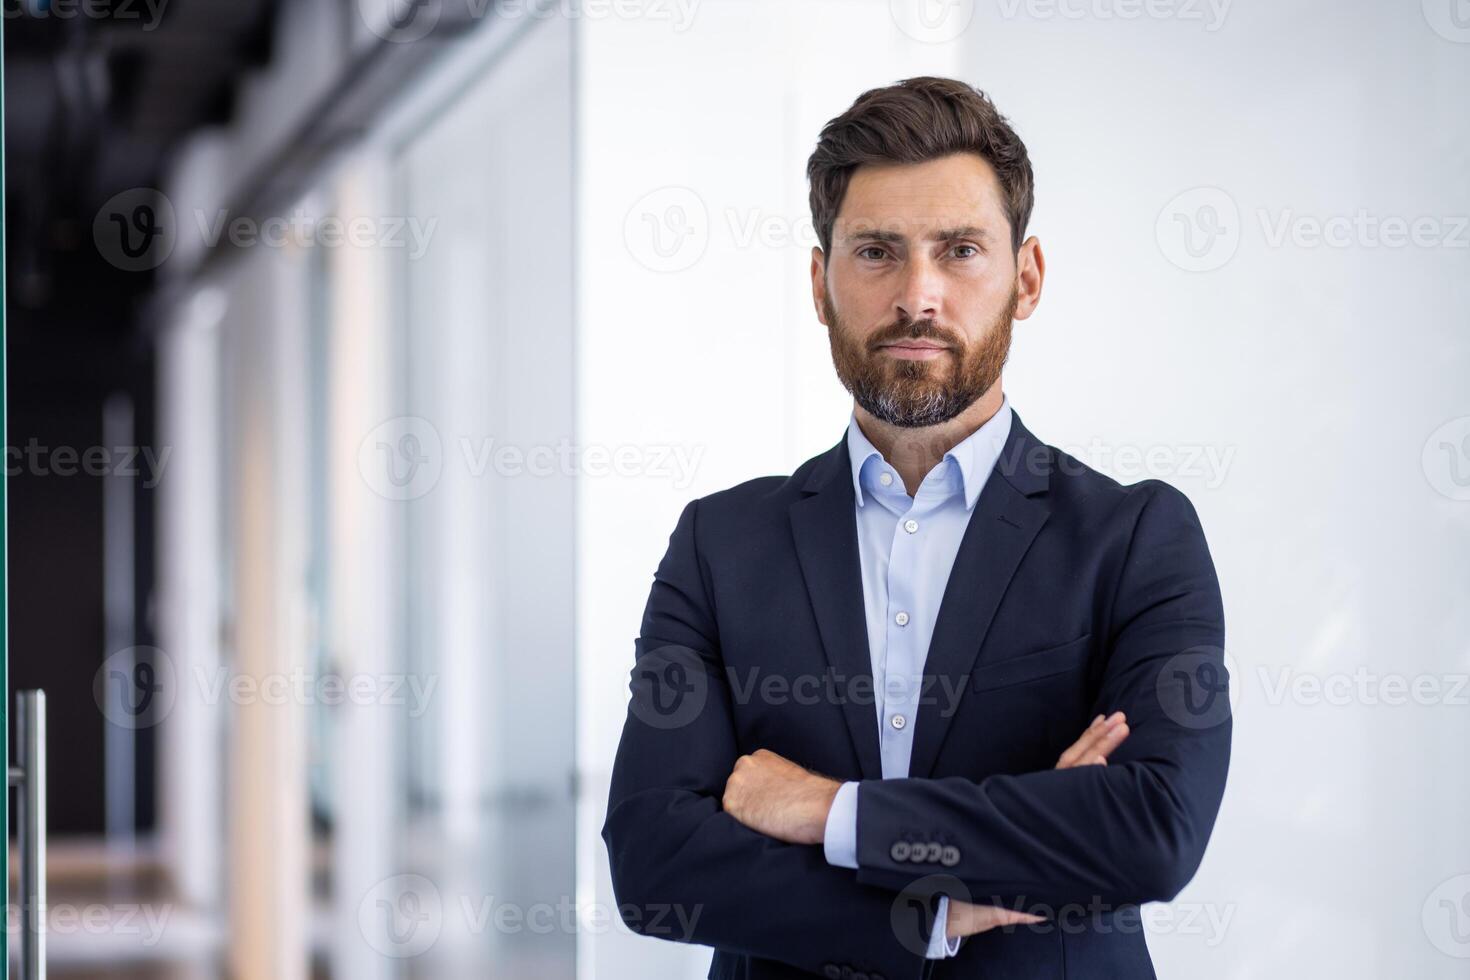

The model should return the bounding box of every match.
[890,841,911,861]
[840,967,854,979]
[940,845,960,866]
[822,966,840,979]
[925,842,944,862]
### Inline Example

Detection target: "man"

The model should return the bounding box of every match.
[603,76,1231,979]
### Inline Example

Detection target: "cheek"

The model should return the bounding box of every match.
[951,281,1013,330]
[951,273,1005,308]
[828,264,892,313]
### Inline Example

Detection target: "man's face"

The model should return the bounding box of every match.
[813,152,1030,428]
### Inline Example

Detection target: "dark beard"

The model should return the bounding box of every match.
[824,283,1017,428]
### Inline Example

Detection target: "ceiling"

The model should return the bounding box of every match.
[5,0,280,317]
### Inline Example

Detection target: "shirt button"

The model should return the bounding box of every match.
[903,519,919,534]
[890,714,907,730]
[879,472,893,486]
[894,611,909,626]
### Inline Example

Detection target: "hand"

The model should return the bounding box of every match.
[722,748,842,845]
[945,711,1130,940]
[945,901,1046,938]
[1055,711,1130,769]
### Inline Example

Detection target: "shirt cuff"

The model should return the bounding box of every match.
[821,780,859,869]
[925,896,963,957]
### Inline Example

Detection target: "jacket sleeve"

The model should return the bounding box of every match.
[601,498,942,978]
[851,481,1233,913]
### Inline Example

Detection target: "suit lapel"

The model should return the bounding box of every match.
[789,437,884,781]
[788,410,1055,784]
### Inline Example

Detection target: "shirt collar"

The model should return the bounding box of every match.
[845,394,1013,512]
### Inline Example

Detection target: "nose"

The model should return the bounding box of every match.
[895,254,941,324]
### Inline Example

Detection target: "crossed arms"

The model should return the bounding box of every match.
[602,484,1231,977]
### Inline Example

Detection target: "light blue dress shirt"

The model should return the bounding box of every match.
[822,394,1014,959]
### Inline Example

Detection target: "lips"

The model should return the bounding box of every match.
[877,341,950,361]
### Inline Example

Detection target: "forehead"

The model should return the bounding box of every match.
[834,152,1007,241]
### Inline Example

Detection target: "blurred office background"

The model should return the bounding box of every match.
[5,0,1469,977]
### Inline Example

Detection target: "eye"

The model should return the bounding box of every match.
[858,246,889,261]
[952,244,979,259]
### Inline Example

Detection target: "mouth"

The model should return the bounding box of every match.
[877,341,950,361]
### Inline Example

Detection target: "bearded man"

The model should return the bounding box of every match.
[603,76,1231,980]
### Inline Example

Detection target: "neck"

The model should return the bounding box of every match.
[853,384,1004,497]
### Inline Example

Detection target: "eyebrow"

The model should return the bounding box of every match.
[846,225,993,245]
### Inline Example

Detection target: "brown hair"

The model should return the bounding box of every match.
[806,76,1035,257]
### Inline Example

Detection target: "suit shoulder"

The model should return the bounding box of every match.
[681,446,839,541]
[693,473,794,512]
[1037,444,1206,529]
[691,444,835,511]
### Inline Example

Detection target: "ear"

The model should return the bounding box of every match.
[811,246,830,324]
[1013,236,1045,320]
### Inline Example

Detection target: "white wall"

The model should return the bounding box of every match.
[390,15,578,979]
[576,3,977,977]
[155,1,1470,977]
[965,2,1470,976]
[216,242,314,980]
[575,2,1470,978]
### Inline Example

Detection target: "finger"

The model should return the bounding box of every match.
[1057,712,1123,768]
[1055,714,1106,768]
[1073,721,1131,768]
[1091,721,1130,762]
[967,906,1046,935]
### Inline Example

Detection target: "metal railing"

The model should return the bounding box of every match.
[10,690,47,980]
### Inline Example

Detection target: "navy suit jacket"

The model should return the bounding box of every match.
[602,408,1232,979]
